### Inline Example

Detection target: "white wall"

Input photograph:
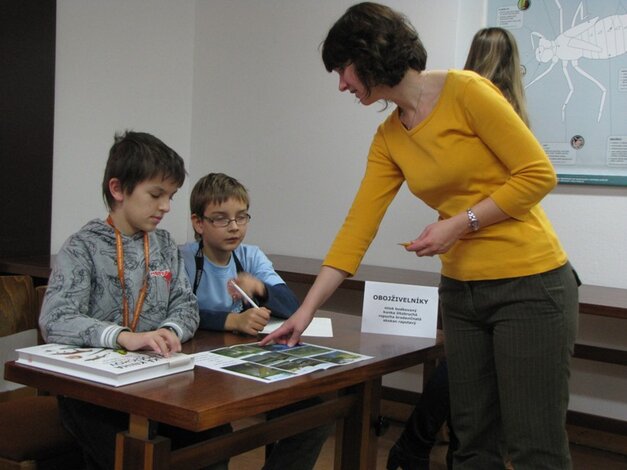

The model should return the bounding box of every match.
[52,0,195,248]
[53,0,626,420]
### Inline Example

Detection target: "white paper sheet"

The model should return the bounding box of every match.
[260,317,333,337]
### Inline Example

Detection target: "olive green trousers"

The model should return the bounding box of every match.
[440,262,579,470]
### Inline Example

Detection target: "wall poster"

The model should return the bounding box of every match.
[486,0,627,186]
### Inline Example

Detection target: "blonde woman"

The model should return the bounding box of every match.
[464,27,530,127]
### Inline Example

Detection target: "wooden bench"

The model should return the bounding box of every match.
[575,284,627,366]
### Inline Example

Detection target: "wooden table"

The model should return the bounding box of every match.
[4,311,443,470]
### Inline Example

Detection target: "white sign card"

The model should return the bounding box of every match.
[361,281,438,338]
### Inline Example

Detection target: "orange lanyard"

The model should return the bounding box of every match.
[107,216,150,331]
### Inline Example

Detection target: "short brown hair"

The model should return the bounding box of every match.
[190,173,249,239]
[322,2,427,97]
[102,131,186,210]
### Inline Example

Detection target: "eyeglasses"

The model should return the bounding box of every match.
[201,214,251,228]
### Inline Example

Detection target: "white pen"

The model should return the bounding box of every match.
[230,280,260,309]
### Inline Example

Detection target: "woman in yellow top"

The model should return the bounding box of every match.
[262,3,579,469]
[388,26,549,470]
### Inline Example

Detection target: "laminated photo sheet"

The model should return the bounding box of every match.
[193,342,371,383]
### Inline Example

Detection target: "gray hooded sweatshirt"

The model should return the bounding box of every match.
[39,219,199,348]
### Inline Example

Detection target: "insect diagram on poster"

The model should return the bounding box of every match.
[361,281,438,338]
[487,0,627,186]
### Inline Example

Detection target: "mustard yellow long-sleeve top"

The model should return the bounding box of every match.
[324,70,567,281]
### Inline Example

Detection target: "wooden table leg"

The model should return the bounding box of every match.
[423,358,437,386]
[115,414,171,470]
[335,378,382,470]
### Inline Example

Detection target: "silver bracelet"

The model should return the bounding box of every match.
[466,208,480,232]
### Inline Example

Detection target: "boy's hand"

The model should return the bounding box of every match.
[227,307,271,336]
[228,273,266,301]
[117,329,182,357]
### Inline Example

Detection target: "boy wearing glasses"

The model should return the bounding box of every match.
[180,172,299,335]
[180,173,328,470]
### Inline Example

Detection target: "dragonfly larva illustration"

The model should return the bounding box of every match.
[525,0,627,122]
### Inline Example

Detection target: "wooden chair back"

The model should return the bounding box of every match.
[0,275,39,402]
[0,275,38,337]
[0,275,83,469]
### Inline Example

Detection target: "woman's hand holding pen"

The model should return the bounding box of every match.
[401,201,510,256]
[402,215,467,257]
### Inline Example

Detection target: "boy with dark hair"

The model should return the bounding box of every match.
[180,172,328,470]
[39,131,226,470]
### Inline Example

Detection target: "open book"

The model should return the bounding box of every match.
[15,343,194,387]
